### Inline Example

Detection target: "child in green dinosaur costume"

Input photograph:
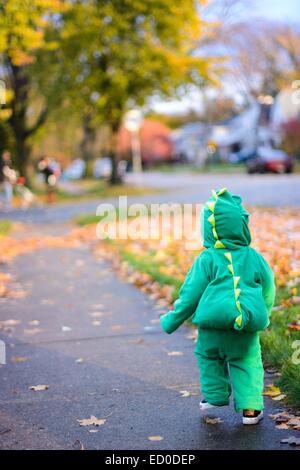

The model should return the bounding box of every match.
[160,188,276,424]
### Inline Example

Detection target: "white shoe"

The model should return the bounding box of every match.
[242,410,263,425]
[199,400,217,411]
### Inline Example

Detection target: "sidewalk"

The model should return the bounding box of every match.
[0,225,294,450]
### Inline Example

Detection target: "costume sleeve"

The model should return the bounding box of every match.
[258,254,276,315]
[160,253,210,334]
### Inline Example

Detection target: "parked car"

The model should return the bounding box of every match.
[247,147,293,174]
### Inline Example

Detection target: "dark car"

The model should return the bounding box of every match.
[247,147,293,174]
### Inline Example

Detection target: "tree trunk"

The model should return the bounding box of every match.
[8,63,29,177]
[7,61,48,180]
[80,112,96,177]
[109,122,122,185]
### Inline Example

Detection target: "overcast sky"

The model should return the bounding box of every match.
[254,0,300,23]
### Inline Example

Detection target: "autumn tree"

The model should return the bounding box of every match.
[61,0,215,183]
[0,0,65,176]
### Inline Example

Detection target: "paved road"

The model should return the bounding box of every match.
[1,173,299,224]
[0,227,293,450]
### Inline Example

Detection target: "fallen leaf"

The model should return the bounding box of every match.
[110,325,124,331]
[276,423,290,430]
[288,321,300,331]
[77,415,107,427]
[24,328,44,335]
[148,436,164,441]
[203,416,223,425]
[272,394,286,401]
[11,356,28,363]
[0,319,21,327]
[269,412,293,423]
[167,351,183,357]
[272,305,285,312]
[29,384,49,391]
[179,390,191,398]
[263,384,282,397]
[288,418,300,428]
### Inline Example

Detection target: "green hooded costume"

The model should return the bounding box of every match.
[160,188,276,412]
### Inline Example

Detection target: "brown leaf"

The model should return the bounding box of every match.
[288,418,300,428]
[11,356,28,363]
[276,423,290,430]
[288,321,300,331]
[24,328,44,335]
[110,325,124,331]
[0,319,21,327]
[203,416,223,425]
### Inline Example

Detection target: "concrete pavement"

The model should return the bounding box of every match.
[0,230,294,450]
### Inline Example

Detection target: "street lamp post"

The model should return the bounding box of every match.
[123,109,143,174]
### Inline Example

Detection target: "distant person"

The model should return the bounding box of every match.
[38,156,60,204]
[0,150,16,210]
[160,188,275,425]
[15,176,37,209]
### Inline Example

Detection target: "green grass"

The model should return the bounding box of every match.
[277,360,300,408]
[150,162,246,174]
[32,178,157,204]
[0,219,12,237]
[119,248,181,297]
[75,207,138,226]
[260,284,300,408]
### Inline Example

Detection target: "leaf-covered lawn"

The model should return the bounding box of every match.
[86,206,300,407]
